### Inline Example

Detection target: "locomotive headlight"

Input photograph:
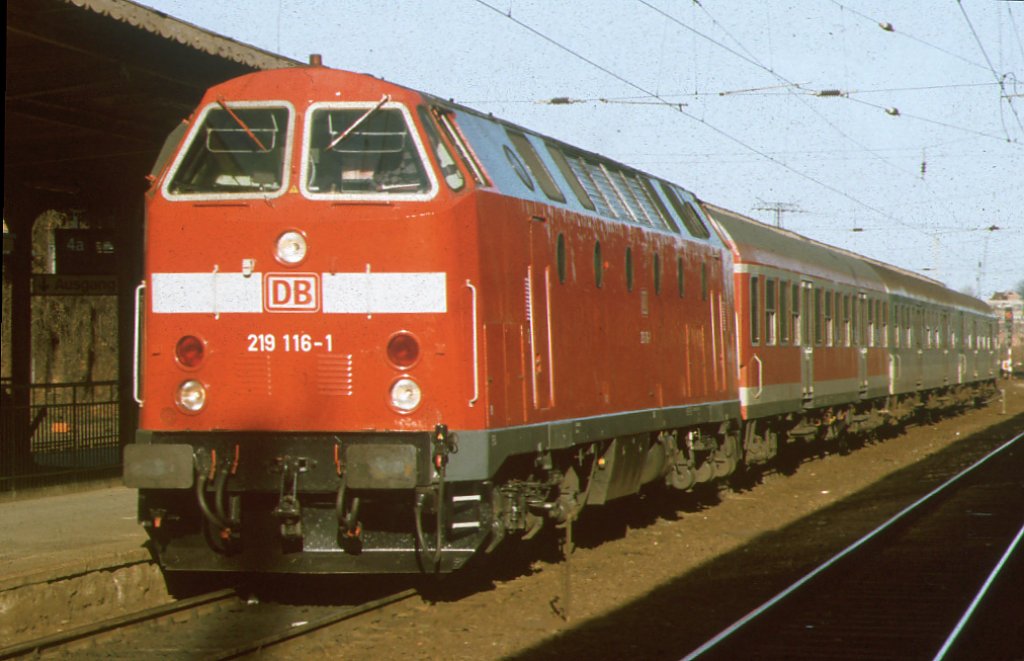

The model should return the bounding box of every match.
[275,230,307,265]
[389,377,422,413]
[176,379,207,413]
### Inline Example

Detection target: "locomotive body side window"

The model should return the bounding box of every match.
[625,246,634,292]
[619,172,667,230]
[592,163,633,221]
[507,130,565,202]
[641,178,681,234]
[660,184,712,239]
[418,107,464,191]
[546,145,596,211]
[166,103,292,199]
[434,108,490,186]
[302,102,435,199]
[565,153,614,216]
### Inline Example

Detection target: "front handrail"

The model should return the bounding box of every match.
[751,354,763,399]
[133,281,146,405]
[465,279,479,407]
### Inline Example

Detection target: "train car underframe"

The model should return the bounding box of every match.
[129,418,749,576]
[739,380,997,468]
[128,382,992,577]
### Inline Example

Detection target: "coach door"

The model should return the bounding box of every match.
[857,294,868,396]
[800,281,814,403]
[528,216,554,410]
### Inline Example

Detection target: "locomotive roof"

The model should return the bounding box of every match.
[705,204,992,315]
[198,65,719,240]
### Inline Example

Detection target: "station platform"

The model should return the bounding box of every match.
[0,483,150,592]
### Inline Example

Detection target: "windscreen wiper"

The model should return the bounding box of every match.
[216,97,269,152]
[325,94,391,152]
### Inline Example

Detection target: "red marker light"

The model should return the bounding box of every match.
[386,332,420,369]
[175,335,205,368]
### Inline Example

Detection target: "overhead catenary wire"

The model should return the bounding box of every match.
[956,0,1024,138]
[468,0,938,239]
[636,0,982,238]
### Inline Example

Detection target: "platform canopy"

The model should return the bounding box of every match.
[5,0,300,216]
[4,0,302,487]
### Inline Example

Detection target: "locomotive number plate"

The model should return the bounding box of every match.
[247,333,335,353]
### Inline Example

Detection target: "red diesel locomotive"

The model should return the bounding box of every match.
[125,60,997,576]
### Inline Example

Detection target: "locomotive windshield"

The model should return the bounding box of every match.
[166,104,291,197]
[303,104,433,197]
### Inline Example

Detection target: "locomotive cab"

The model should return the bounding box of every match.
[128,67,491,574]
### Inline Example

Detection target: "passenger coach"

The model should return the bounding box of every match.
[706,203,998,464]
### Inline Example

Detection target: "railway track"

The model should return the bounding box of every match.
[0,584,417,659]
[684,428,1024,660]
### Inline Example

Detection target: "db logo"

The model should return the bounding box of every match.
[264,273,320,312]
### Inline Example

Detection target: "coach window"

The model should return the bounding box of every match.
[653,253,662,294]
[895,305,901,348]
[625,247,634,292]
[815,288,823,347]
[594,241,604,289]
[905,307,913,348]
[868,298,876,347]
[418,107,464,191]
[792,283,802,345]
[779,280,790,344]
[882,302,889,347]
[507,130,565,202]
[843,295,851,347]
[880,302,888,349]
[915,307,923,349]
[166,103,291,198]
[750,275,761,345]
[851,294,860,347]
[819,292,827,349]
[765,278,778,345]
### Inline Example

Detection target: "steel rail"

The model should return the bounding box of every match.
[212,588,419,660]
[682,427,1024,660]
[0,588,237,659]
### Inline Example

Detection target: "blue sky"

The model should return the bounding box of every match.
[140,0,1023,297]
